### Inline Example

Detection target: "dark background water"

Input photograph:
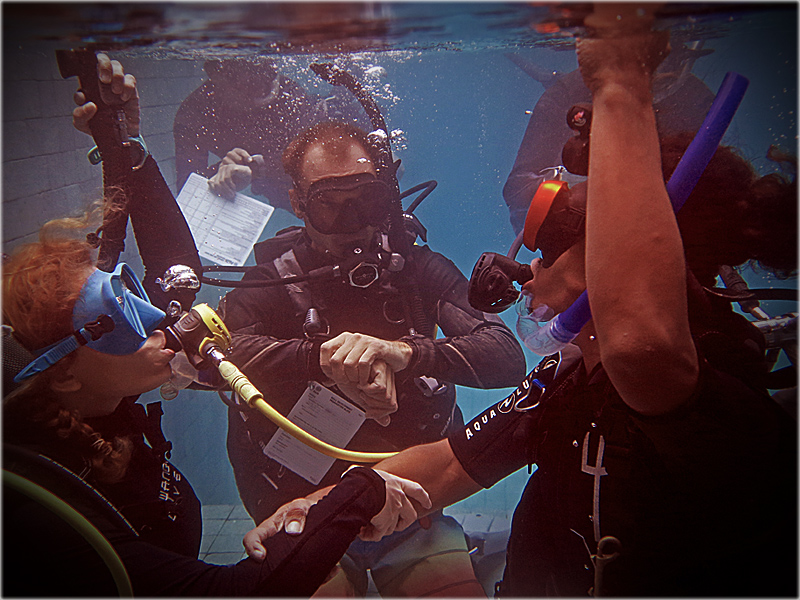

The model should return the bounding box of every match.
[3,2,796,512]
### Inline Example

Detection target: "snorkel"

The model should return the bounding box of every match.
[470,72,750,355]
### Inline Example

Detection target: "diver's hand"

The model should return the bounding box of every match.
[72,53,140,136]
[321,332,413,386]
[358,469,432,542]
[208,148,265,200]
[333,360,397,427]
[577,4,669,100]
[243,488,331,561]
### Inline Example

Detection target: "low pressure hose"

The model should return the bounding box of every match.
[169,304,397,462]
[204,346,396,463]
[522,72,750,355]
[4,470,133,597]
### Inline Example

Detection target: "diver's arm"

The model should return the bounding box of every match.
[125,157,202,310]
[373,438,483,515]
[402,249,527,388]
[578,7,698,415]
[108,467,389,596]
[72,54,201,310]
[216,284,329,390]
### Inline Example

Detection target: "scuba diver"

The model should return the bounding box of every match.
[215,117,526,594]
[503,32,715,235]
[2,53,431,597]
[254,6,798,597]
[174,57,366,212]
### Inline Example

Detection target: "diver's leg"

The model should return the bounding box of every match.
[313,548,368,597]
[369,512,486,597]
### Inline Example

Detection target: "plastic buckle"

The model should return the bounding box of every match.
[87,146,102,165]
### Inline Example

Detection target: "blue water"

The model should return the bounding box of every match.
[3,2,797,515]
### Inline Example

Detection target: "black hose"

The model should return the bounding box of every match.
[311,62,433,336]
[402,180,438,214]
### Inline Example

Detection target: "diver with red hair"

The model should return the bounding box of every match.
[2,53,430,597]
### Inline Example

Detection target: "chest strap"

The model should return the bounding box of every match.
[273,248,327,318]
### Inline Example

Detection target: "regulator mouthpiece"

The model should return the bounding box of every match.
[515,293,573,355]
[162,303,231,369]
[468,252,533,314]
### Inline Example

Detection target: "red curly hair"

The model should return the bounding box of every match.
[4,214,132,483]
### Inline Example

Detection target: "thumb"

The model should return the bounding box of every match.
[398,477,432,510]
[285,511,307,535]
[370,413,392,427]
[374,469,432,509]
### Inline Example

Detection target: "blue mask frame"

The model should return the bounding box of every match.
[14,263,166,382]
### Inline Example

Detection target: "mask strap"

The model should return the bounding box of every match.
[13,316,115,383]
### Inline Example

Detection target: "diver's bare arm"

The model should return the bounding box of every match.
[578,6,698,415]
[374,439,482,514]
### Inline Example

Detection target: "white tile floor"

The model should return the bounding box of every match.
[200,504,252,565]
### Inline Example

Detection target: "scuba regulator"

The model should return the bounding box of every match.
[158,289,396,463]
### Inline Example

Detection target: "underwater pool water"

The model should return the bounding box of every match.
[3,2,797,516]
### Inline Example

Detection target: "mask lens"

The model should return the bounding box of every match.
[81,264,165,355]
[305,177,390,234]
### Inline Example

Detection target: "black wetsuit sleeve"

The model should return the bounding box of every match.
[447,373,537,489]
[120,467,383,596]
[126,156,202,310]
[400,247,526,389]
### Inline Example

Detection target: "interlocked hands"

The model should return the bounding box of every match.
[242,469,431,561]
[320,333,413,426]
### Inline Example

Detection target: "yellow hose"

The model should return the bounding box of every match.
[215,358,397,463]
[4,470,133,597]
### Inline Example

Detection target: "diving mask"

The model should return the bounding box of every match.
[523,180,586,268]
[14,263,166,382]
[301,173,392,235]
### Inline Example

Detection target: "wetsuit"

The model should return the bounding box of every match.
[503,69,715,234]
[216,227,526,595]
[218,227,526,521]
[449,317,797,596]
[126,155,203,310]
[4,400,387,597]
[173,77,364,212]
[2,140,389,596]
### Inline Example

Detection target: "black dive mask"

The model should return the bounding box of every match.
[301,173,392,235]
